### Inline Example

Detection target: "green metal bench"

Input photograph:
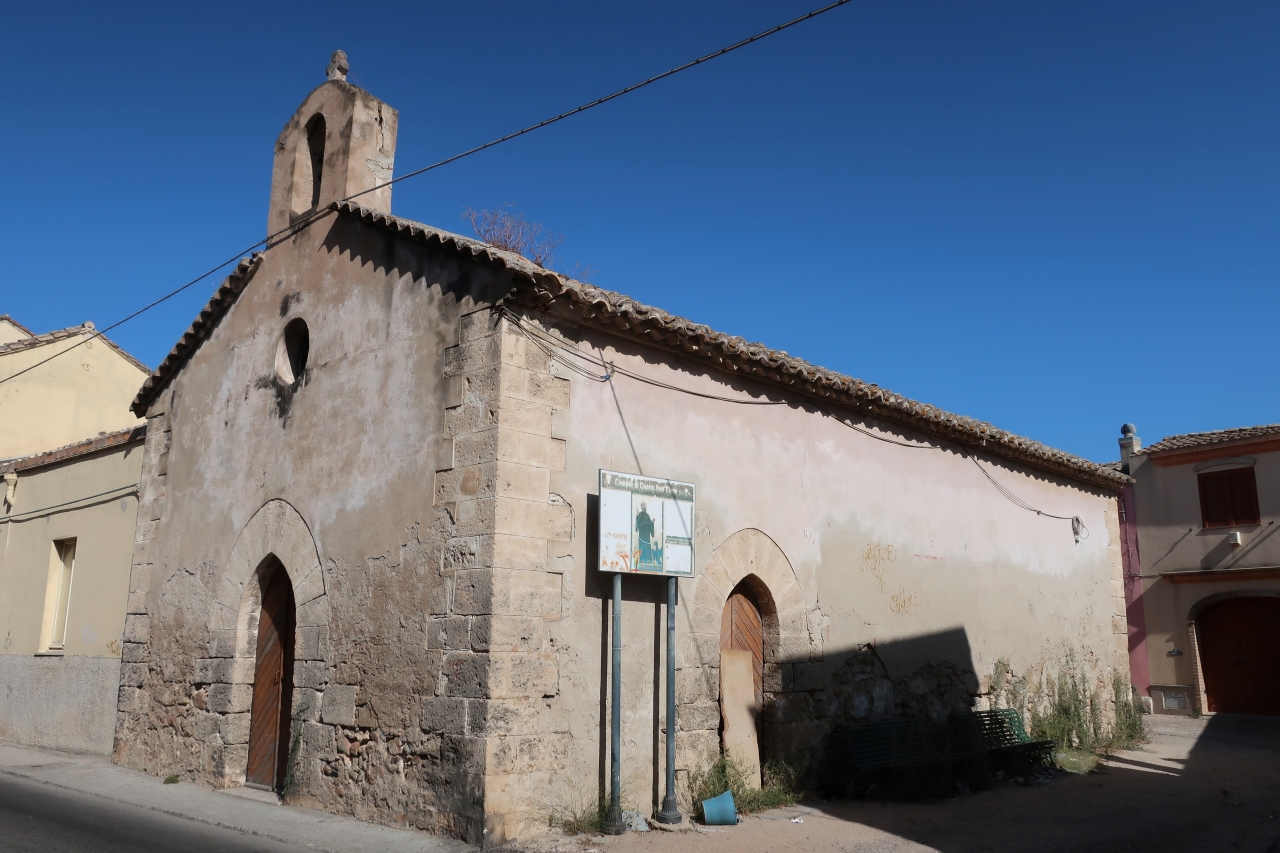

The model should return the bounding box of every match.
[826,717,947,791]
[948,709,1053,771]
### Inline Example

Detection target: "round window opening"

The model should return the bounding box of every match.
[275,318,310,385]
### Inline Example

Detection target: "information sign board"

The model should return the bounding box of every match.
[598,470,696,577]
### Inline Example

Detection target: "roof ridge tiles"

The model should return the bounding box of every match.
[1140,422,1280,455]
[129,202,1128,490]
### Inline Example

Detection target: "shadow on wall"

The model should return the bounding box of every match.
[800,713,1280,852]
[763,627,979,777]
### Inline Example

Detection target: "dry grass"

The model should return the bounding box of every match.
[687,754,800,821]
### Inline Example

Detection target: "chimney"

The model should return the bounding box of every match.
[1119,423,1141,473]
[267,51,398,236]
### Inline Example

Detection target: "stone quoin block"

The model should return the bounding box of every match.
[459,308,501,343]
[678,701,721,732]
[420,696,468,734]
[453,568,561,618]
[297,626,328,661]
[121,642,148,664]
[294,661,329,691]
[499,365,571,409]
[478,534,549,572]
[499,329,553,374]
[444,652,490,698]
[122,614,150,644]
[487,652,558,699]
[469,615,544,653]
[320,685,357,727]
[494,397,554,437]
[493,496,572,541]
[466,698,541,738]
[495,431,565,472]
[207,684,253,715]
[443,334,504,378]
[219,713,252,745]
[427,615,472,651]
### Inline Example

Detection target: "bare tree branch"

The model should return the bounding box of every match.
[462,203,563,268]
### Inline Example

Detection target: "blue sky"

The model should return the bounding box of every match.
[3,1,1277,462]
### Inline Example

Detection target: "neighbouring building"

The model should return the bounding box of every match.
[113,54,1131,847]
[1117,422,1280,717]
[0,318,149,753]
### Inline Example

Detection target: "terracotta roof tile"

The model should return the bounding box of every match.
[0,315,35,337]
[131,202,1130,491]
[0,322,150,375]
[1141,423,1280,455]
[0,426,145,475]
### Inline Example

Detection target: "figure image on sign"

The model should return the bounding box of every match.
[634,500,664,570]
[598,470,696,577]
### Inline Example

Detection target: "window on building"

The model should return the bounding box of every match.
[1198,468,1260,528]
[45,538,77,650]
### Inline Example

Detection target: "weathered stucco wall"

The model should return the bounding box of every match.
[1129,451,1280,573]
[0,441,141,753]
[0,331,147,459]
[1128,449,1280,695]
[491,310,1128,824]
[114,213,516,841]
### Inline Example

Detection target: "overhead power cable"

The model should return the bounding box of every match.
[504,309,1088,539]
[1,0,856,388]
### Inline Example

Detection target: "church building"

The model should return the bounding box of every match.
[114,54,1131,847]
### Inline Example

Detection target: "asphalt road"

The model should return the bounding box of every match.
[0,773,311,853]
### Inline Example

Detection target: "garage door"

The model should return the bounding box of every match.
[1199,597,1280,715]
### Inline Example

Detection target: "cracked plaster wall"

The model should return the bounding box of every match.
[525,313,1128,811]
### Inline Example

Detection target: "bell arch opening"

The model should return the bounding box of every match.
[290,113,326,216]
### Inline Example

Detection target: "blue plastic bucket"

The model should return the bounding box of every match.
[701,790,737,825]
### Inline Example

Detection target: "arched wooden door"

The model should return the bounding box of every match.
[1199,597,1280,715]
[721,587,764,706]
[246,562,296,790]
[720,582,764,786]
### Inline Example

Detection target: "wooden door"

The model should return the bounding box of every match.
[721,587,764,707]
[1199,597,1280,715]
[246,565,296,789]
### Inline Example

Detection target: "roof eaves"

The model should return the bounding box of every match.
[131,254,263,416]
[0,426,146,475]
[336,203,1130,491]
[0,315,36,338]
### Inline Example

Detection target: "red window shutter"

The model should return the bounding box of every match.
[1199,472,1232,528]
[1228,468,1260,525]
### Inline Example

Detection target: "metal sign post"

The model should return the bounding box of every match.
[598,470,696,834]
[656,575,682,824]
[605,571,625,835]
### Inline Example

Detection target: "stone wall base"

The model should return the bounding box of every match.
[0,654,122,754]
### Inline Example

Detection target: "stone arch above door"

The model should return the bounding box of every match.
[687,528,813,670]
[204,500,330,785]
[212,500,329,646]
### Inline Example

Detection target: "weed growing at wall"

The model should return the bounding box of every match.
[990,655,1145,765]
[687,754,800,821]
[544,789,614,835]
[281,701,310,799]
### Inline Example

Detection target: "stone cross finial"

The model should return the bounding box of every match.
[326,50,349,82]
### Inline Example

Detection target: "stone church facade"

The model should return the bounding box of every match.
[114,58,1131,847]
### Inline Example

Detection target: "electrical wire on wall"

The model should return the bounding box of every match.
[502,308,1089,542]
[0,483,140,524]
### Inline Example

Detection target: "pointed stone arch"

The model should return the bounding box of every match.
[688,528,811,670]
[204,499,330,786]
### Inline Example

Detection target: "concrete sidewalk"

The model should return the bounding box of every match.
[0,742,474,853]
